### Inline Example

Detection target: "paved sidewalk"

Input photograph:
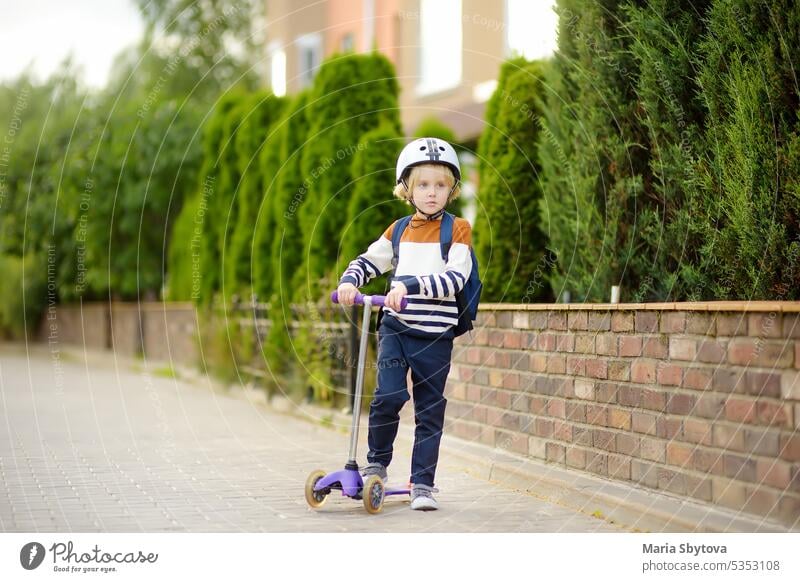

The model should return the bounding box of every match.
[0,343,628,533]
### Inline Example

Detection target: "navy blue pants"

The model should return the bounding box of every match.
[367,319,453,487]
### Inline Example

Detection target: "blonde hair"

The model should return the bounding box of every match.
[393,163,461,203]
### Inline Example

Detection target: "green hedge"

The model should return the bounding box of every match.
[537,0,800,302]
[694,0,800,299]
[474,58,553,303]
[538,0,646,303]
[0,253,47,339]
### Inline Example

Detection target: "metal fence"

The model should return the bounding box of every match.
[229,295,376,409]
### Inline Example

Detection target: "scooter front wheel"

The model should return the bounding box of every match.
[362,476,385,514]
[305,470,329,508]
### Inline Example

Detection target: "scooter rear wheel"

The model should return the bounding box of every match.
[362,476,385,514]
[305,470,329,508]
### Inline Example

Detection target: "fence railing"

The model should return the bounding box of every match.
[228,295,374,409]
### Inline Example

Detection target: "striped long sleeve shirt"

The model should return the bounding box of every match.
[339,214,473,336]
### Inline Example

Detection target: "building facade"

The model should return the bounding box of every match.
[263,0,557,142]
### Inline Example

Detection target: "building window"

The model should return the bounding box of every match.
[269,43,286,97]
[505,0,558,60]
[297,33,322,89]
[417,0,462,96]
[341,33,355,52]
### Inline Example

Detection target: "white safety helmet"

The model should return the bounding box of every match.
[395,137,461,188]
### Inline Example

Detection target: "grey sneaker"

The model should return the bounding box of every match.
[410,484,439,511]
[360,462,388,485]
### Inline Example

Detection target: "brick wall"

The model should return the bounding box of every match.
[447,303,800,527]
[39,302,199,365]
[38,302,109,349]
[109,303,142,356]
[141,303,200,365]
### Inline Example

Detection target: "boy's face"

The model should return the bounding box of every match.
[411,165,452,215]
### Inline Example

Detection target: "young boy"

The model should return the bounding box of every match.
[336,137,472,510]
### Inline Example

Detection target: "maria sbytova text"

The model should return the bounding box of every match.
[50,541,158,564]
[643,543,727,557]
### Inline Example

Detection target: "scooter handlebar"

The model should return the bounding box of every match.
[331,291,407,310]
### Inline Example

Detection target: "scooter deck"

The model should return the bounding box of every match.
[315,468,410,498]
[384,488,411,496]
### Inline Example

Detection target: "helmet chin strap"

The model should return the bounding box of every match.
[410,200,445,221]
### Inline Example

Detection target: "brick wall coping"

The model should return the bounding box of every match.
[480,300,800,313]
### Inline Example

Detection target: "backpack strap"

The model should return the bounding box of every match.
[440,211,454,261]
[391,215,413,270]
[380,215,413,329]
[394,212,454,267]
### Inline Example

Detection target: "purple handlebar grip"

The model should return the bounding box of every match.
[330,291,408,310]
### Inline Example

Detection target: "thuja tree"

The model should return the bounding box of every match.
[226,91,285,296]
[540,0,800,301]
[252,92,311,302]
[298,52,400,297]
[217,93,260,300]
[258,92,311,380]
[694,0,800,299]
[474,58,553,303]
[166,188,200,300]
[168,91,244,301]
[606,0,800,300]
[339,121,404,294]
[539,0,648,302]
[291,53,399,405]
[127,100,205,298]
[197,93,249,303]
[414,116,456,143]
[623,0,715,301]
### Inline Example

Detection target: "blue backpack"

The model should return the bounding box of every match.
[391,212,482,337]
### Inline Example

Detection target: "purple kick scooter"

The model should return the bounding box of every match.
[304,292,411,513]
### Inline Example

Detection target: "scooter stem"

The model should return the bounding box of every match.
[347,295,373,464]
